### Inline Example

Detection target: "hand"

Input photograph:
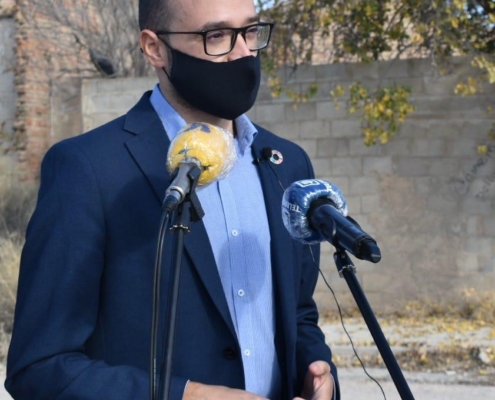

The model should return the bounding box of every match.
[293,361,334,400]
[184,381,269,400]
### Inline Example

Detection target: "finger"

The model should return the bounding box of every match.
[309,360,330,377]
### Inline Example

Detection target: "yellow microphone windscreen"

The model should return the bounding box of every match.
[167,122,237,186]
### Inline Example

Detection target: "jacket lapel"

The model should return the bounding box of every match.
[183,220,237,336]
[123,92,236,338]
[252,131,297,398]
[124,117,170,203]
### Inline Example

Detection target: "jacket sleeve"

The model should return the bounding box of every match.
[293,146,341,399]
[5,141,187,400]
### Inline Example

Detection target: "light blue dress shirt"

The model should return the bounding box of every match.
[150,85,281,399]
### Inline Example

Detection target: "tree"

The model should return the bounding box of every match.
[18,0,151,80]
[257,0,495,146]
[19,0,495,146]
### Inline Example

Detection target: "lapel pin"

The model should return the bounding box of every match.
[270,150,283,165]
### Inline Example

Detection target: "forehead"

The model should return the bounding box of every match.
[170,0,257,30]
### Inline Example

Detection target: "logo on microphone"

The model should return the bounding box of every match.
[296,179,320,188]
[282,200,301,213]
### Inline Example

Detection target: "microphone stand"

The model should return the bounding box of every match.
[333,249,415,400]
[156,166,204,400]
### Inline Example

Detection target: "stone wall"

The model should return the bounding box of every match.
[74,57,495,313]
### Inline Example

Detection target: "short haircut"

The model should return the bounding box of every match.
[139,0,174,31]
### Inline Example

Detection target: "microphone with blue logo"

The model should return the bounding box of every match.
[281,179,381,263]
[282,180,418,399]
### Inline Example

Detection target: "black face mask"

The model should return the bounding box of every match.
[163,47,261,120]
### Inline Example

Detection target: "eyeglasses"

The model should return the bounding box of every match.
[155,22,274,56]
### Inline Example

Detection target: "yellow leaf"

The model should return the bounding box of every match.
[365,4,373,17]
[478,145,488,156]
[453,0,464,10]
[412,33,423,45]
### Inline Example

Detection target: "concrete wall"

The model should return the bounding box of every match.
[82,78,156,132]
[78,57,495,313]
[0,15,15,149]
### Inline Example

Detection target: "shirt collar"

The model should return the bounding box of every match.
[149,84,258,157]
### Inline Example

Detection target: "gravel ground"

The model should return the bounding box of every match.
[323,315,495,399]
[321,316,495,383]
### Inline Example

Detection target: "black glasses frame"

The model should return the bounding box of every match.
[155,22,274,56]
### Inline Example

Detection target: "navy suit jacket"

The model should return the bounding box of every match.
[6,92,339,400]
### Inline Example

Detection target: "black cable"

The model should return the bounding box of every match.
[266,161,286,192]
[316,261,387,400]
[150,210,171,400]
[158,214,188,400]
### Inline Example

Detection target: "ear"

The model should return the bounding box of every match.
[140,29,169,69]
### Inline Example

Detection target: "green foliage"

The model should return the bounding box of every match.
[257,0,495,145]
[330,82,415,146]
[351,83,415,146]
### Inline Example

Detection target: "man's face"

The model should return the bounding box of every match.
[166,0,258,61]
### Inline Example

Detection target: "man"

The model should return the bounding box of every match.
[6,0,340,398]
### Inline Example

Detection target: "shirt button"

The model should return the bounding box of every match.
[232,230,239,237]
[237,289,245,297]
[244,349,251,357]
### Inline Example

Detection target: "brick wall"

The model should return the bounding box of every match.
[63,57,495,313]
[12,2,52,180]
[0,1,16,153]
[11,0,98,180]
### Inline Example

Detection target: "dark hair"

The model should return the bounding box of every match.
[139,0,174,31]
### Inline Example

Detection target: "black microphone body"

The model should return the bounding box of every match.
[282,179,381,263]
[308,198,381,263]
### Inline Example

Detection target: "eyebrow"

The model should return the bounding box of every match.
[200,15,260,31]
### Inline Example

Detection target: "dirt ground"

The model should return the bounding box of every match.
[323,313,495,399]
[321,314,495,389]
